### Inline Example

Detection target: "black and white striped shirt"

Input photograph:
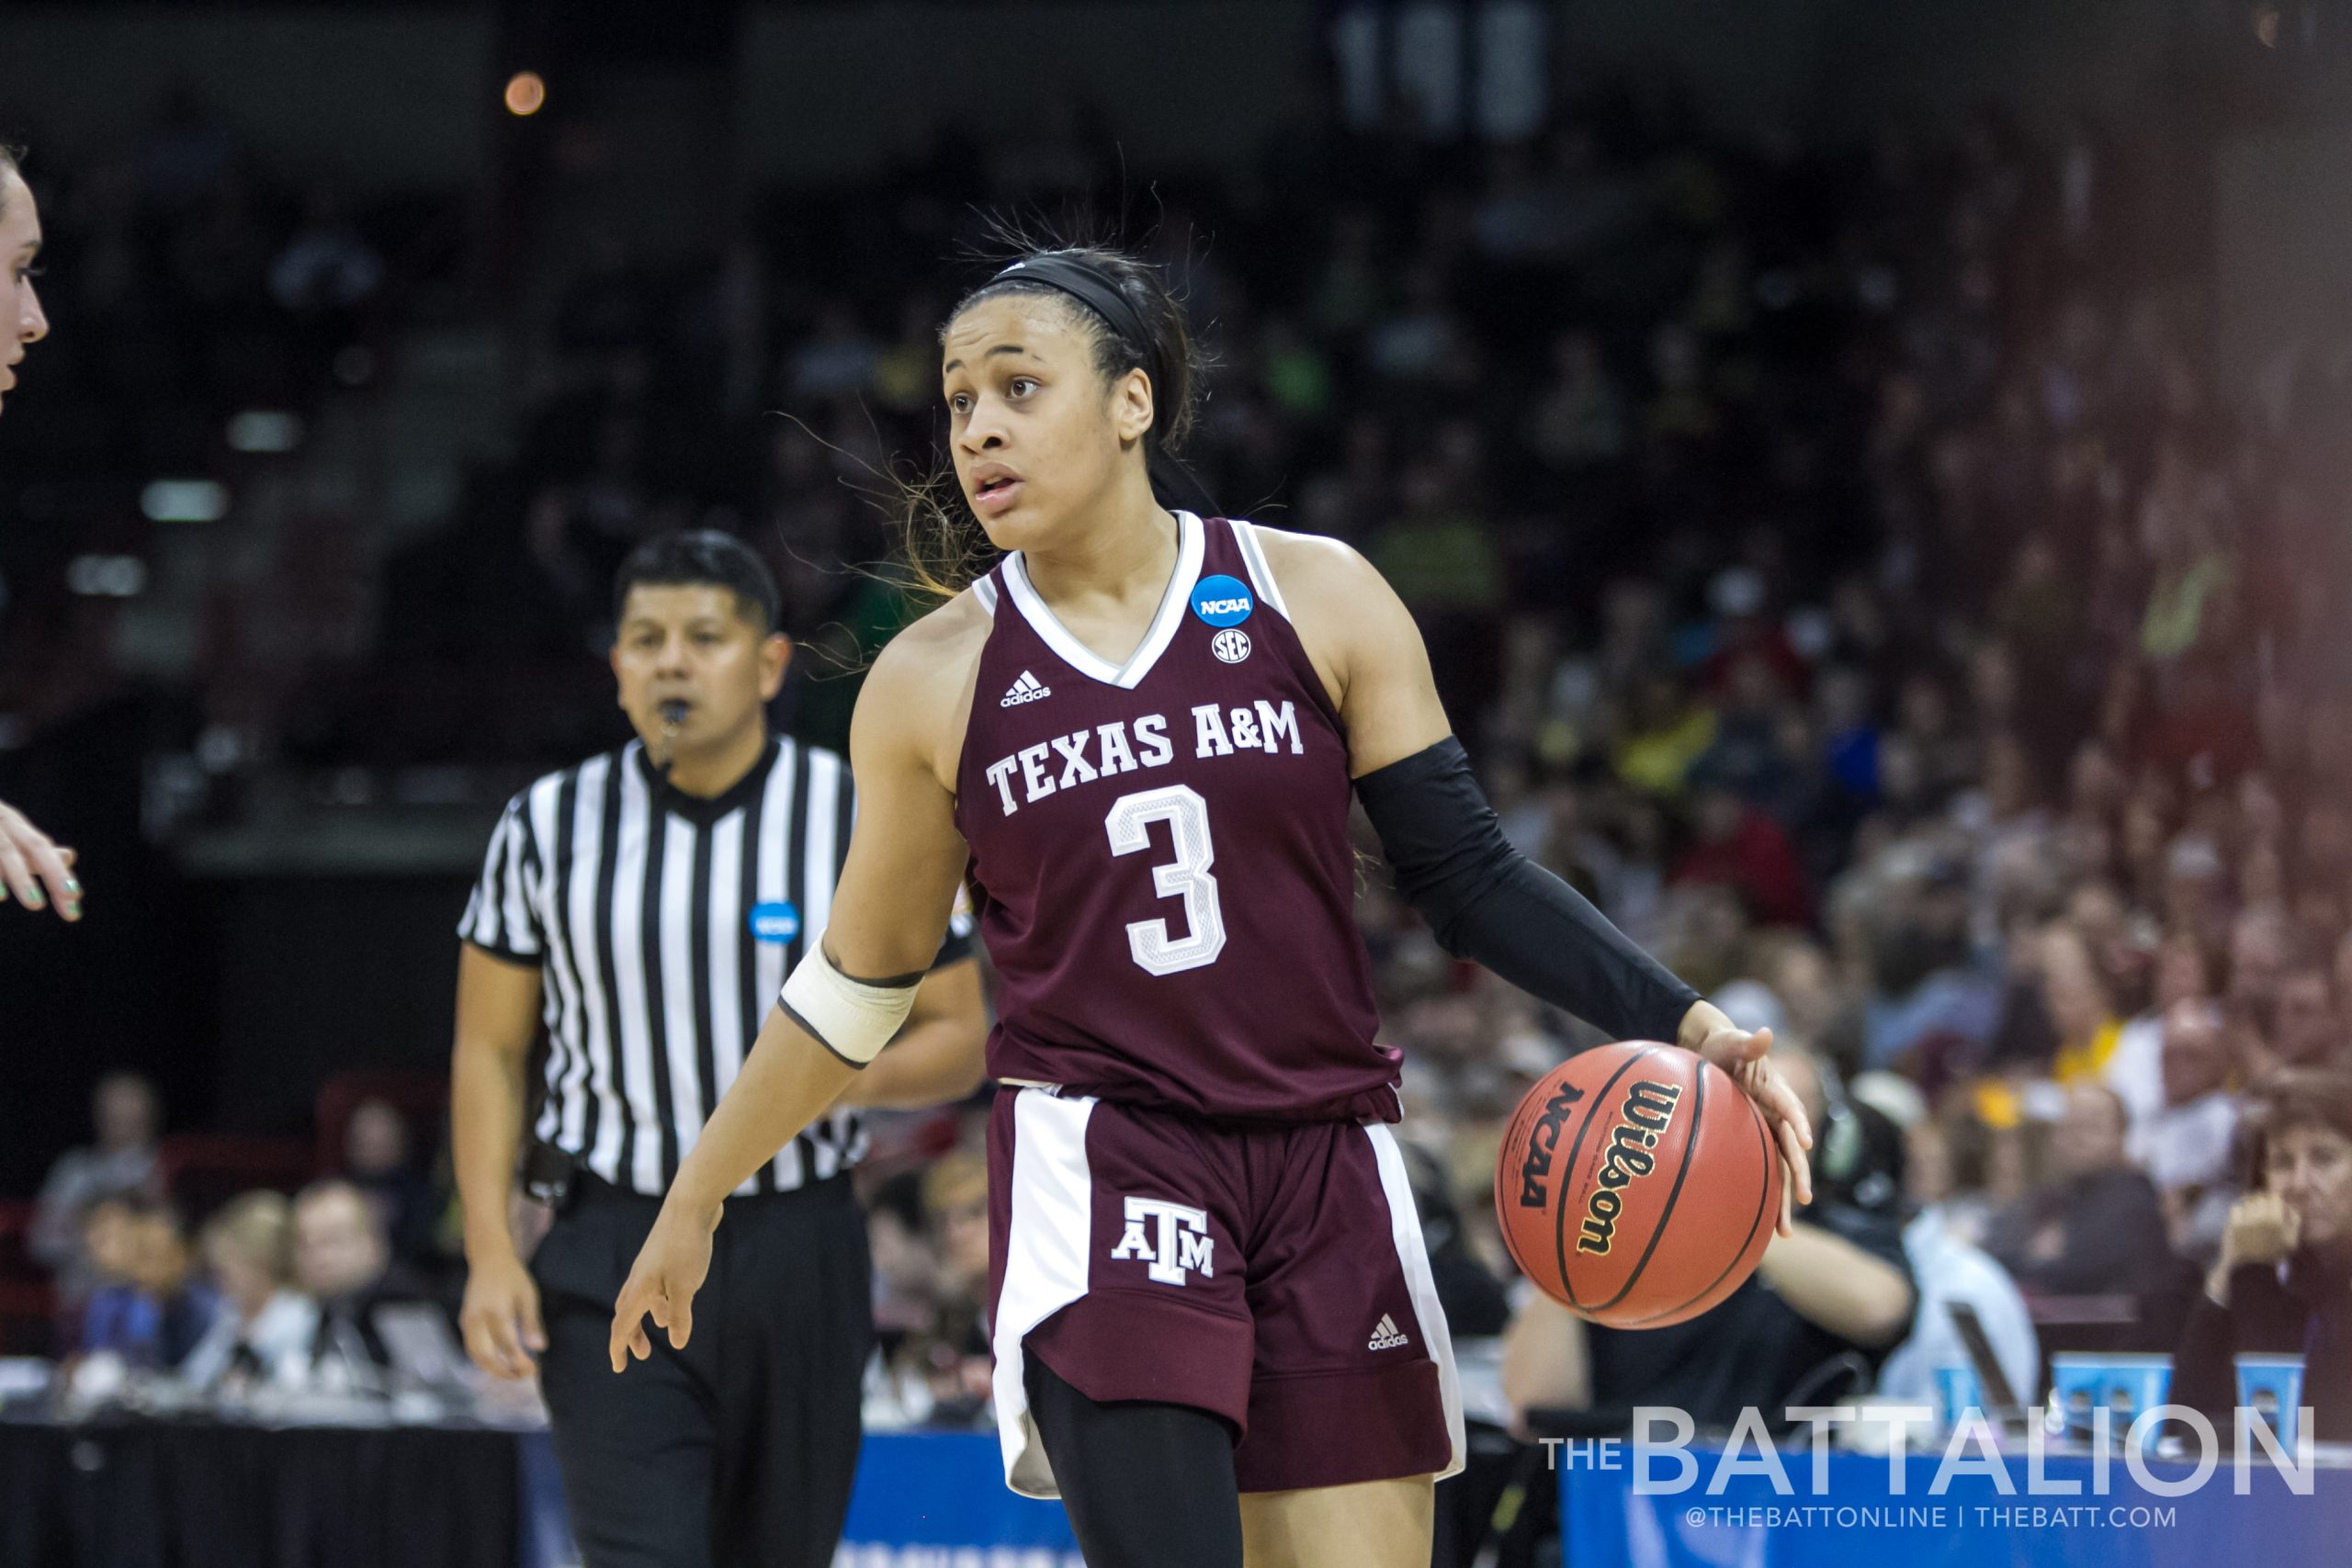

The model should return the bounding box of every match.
[458,736,970,1197]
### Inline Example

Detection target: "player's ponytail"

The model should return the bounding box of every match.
[895,239,1210,601]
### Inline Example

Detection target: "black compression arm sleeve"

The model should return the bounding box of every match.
[1355,737,1702,1043]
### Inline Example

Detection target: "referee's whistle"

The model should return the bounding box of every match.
[658,700,689,728]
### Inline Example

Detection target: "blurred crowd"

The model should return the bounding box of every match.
[6,51,2352,1564]
[20,1072,495,1416]
[0,88,457,761]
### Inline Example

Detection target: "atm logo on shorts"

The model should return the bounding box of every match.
[1575,1080,1683,1256]
[1515,1080,1588,1209]
[1109,1196,1216,1286]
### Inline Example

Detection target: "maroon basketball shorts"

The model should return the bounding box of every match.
[986,1086,1465,1497]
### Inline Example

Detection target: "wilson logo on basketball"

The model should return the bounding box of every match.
[1575,1080,1683,1256]
[1514,1080,1588,1209]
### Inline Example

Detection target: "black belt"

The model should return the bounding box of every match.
[525,1141,851,1214]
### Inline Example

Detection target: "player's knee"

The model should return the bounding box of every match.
[1025,1357,1244,1568]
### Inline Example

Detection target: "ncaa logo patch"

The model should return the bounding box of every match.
[748,901,801,943]
[1190,574,1254,628]
[1211,627,1252,664]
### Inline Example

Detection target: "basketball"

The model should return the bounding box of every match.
[1495,1042,1781,1329]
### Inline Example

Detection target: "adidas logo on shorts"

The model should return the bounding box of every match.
[1367,1313,1410,1351]
[1000,671,1052,707]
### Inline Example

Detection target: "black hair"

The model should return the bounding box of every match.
[897,234,1207,600]
[612,529,783,635]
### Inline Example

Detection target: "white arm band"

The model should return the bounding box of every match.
[778,943,920,1066]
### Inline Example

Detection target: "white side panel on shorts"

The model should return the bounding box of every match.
[992,1089,1100,1499]
[1366,1123,1468,1483]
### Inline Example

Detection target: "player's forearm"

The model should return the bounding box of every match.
[668,1005,862,1213]
[451,1034,530,1263]
[1757,1224,1916,1348]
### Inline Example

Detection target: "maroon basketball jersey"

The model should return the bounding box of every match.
[954,512,1398,1123]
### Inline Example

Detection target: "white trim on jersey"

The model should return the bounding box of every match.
[1367,1123,1467,1483]
[992,1089,1100,1500]
[1231,519,1292,622]
[972,574,1001,616]
[1001,510,1204,690]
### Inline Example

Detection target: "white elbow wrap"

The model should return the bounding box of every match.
[778,945,918,1066]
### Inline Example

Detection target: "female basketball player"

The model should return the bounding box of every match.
[611,245,1811,1568]
[0,147,78,923]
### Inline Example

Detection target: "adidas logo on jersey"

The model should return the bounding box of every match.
[1367,1314,1410,1351]
[1000,671,1052,707]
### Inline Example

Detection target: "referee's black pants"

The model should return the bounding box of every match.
[530,1171,871,1568]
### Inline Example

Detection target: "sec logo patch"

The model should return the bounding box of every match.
[1211,627,1252,664]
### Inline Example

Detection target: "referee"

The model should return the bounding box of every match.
[451,531,986,1568]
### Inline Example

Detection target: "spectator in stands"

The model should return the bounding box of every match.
[863,1172,946,1431]
[291,1179,432,1388]
[1671,779,1813,928]
[2123,999,2240,1261]
[340,1098,440,1269]
[2105,934,2217,1129]
[2174,1069,2352,1443]
[1500,1046,1915,1433]
[1982,1083,2172,1302]
[74,1193,213,1370]
[71,1194,146,1362]
[179,1191,316,1392]
[1871,1081,2041,1413]
[2040,923,2126,1084]
[2261,962,2342,1075]
[33,1073,163,1303]
[912,1150,992,1428]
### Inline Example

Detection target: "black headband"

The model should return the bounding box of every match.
[982,253,1218,517]
[989,253,1164,401]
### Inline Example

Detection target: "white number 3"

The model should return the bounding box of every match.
[1103,784,1227,976]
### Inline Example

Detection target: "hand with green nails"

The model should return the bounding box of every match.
[0,799,81,921]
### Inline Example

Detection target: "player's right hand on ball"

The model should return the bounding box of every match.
[459,1251,547,1380]
[609,1198,720,1372]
